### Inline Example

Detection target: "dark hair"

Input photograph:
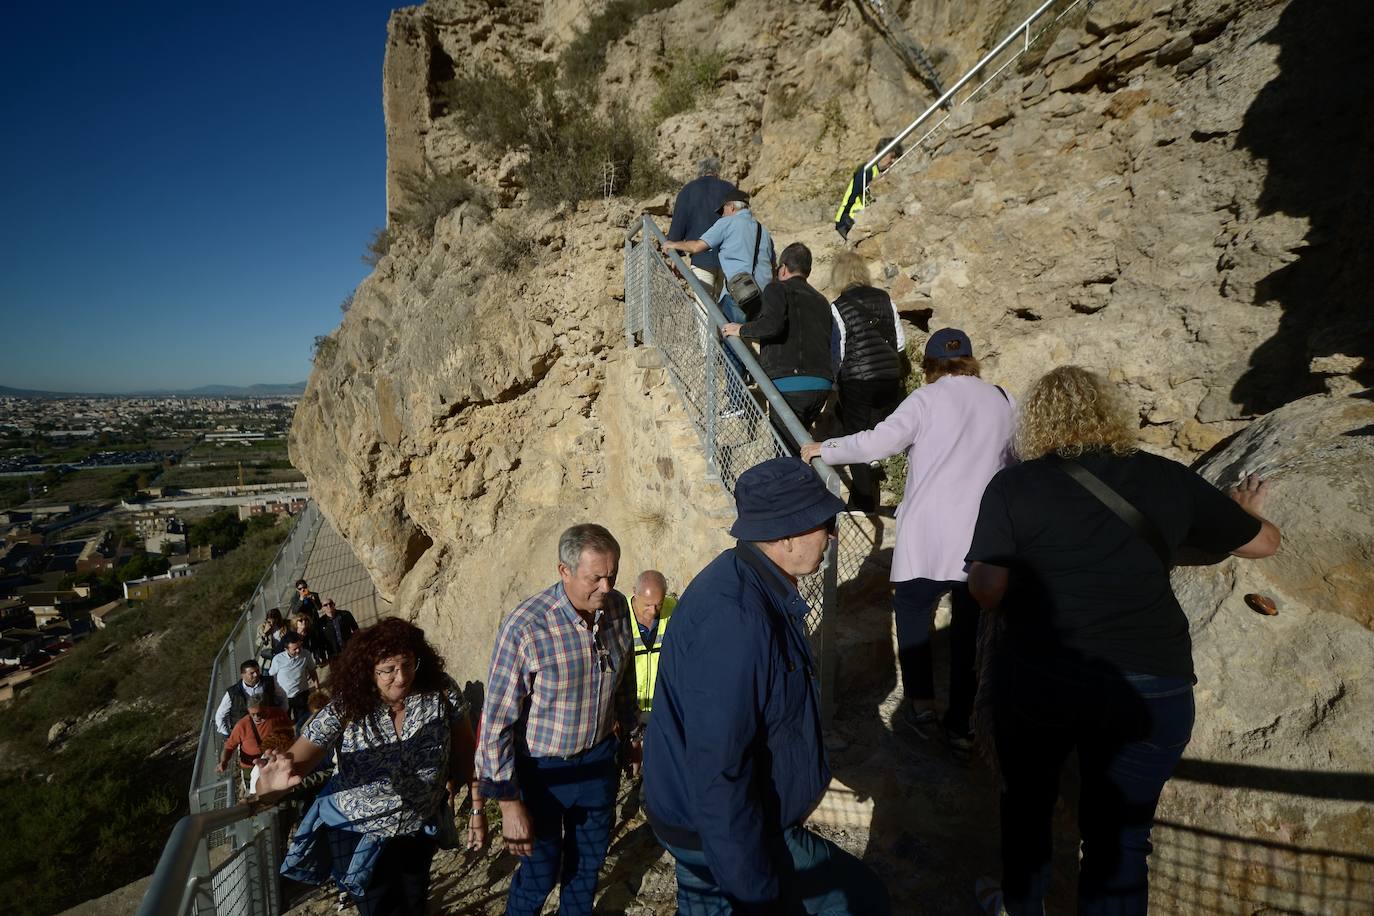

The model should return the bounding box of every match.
[922,355,982,382]
[875,136,903,158]
[330,617,449,730]
[264,608,283,625]
[778,242,812,278]
[295,579,308,590]
[239,659,260,673]
[284,631,302,646]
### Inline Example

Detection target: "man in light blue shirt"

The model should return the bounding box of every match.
[663,190,775,322]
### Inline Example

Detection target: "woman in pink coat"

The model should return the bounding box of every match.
[802,328,1016,749]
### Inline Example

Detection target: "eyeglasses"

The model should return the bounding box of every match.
[374,658,419,680]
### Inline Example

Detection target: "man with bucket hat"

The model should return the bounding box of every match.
[643,457,890,914]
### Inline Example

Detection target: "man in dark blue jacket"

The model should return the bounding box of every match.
[644,457,890,914]
[666,157,737,300]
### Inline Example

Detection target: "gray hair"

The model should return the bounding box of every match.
[697,156,721,178]
[558,523,621,572]
[634,570,668,595]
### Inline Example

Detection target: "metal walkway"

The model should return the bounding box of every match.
[298,518,390,628]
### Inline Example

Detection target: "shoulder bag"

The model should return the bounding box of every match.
[724,223,765,314]
[1052,456,1171,567]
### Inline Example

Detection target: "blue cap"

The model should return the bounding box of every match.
[924,327,973,359]
[729,457,846,541]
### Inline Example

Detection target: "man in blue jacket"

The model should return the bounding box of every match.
[643,457,890,914]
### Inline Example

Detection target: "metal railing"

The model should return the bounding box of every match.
[141,500,324,916]
[863,0,1093,203]
[625,215,851,715]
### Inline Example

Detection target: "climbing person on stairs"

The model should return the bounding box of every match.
[834,137,903,242]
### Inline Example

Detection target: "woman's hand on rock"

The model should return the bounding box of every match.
[1229,473,1269,516]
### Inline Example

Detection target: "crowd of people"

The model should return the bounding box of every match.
[231,166,1283,916]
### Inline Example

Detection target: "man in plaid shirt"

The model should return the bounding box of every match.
[476,523,637,916]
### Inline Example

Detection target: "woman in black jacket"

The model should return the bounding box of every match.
[828,252,907,510]
[965,366,1280,915]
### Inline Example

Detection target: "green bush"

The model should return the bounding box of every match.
[394,169,489,237]
[312,333,338,368]
[439,65,671,208]
[188,508,248,553]
[879,345,923,504]
[483,217,540,270]
[651,50,726,120]
[560,0,678,86]
[363,226,393,266]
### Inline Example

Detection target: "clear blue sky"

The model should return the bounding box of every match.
[0,1,407,394]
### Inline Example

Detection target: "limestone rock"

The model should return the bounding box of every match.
[1158,391,1374,911]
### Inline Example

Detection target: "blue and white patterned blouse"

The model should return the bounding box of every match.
[301,674,467,838]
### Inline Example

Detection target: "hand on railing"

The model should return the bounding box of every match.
[800,441,824,463]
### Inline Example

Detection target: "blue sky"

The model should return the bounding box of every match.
[0,1,407,393]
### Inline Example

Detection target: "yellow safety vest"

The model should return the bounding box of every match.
[834,163,880,224]
[623,593,675,718]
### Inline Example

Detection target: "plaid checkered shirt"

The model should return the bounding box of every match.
[476,582,636,800]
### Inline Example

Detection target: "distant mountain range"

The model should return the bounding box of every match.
[0,382,307,399]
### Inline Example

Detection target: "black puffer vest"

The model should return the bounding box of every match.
[226,675,280,729]
[833,285,902,383]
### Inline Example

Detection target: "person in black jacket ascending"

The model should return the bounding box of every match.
[723,242,835,446]
[827,252,907,511]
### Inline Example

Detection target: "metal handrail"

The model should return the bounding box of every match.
[627,216,845,496]
[624,215,841,718]
[136,799,280,916]
[189,502,322,808]
[862,0,1091,197]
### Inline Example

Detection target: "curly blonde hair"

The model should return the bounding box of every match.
[1016,366,1138,460]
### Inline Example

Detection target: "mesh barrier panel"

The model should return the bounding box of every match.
[627,228,834,654]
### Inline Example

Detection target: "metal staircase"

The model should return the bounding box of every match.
[863,0,1095,205]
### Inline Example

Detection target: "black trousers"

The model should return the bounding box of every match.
[892,578,980,736]
[836,378,905,511]
[773,388,829,451]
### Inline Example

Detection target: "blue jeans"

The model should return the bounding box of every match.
[506,736,619,916]
[660,825,890,915]
[891,579,980,736]
[993,656,1195,915]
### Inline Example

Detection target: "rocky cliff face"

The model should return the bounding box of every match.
[291,0,1372,909]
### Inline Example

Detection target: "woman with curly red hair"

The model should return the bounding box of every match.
[257,616,482,915]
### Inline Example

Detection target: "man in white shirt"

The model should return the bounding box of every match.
[270,632,319,729]
[214,659,287,737]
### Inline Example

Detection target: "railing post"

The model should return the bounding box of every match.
[624,237,636,346]
[703,315,719,477]
[639,219,653,346]
[820,527,840,724]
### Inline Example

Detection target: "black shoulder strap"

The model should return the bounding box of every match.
[1054,458,1171,567]
[750,222,762,274]
[995,385,1008,402]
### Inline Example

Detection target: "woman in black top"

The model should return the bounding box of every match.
[827,252,906,511]
[965,367,1280,915]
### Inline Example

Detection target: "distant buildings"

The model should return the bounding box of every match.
[123,563,194,602]
[238,497,308,520]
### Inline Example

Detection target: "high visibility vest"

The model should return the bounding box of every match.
[834,164,879,224]
[625,594,676,718]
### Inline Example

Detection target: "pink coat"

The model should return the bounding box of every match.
[819,375,1017,582]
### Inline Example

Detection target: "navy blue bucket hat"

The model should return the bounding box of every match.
[729,457,847,541]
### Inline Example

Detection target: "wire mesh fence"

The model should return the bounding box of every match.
[625,218,840,703]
